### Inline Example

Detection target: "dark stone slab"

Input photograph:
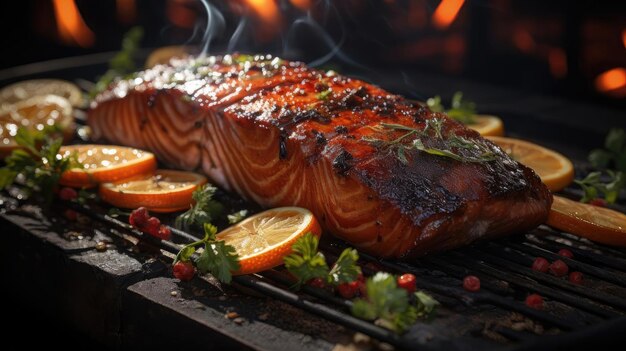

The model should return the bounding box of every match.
[1,210,167,349]
[122,277,350,350]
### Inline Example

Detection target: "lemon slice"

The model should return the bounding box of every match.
[0,79,83,107]
[216,207,322,275]
[58,144,157,188]
[0,95,74,158]
[468,115,505,136]
[487,136,574,192]
[99,170,207,212]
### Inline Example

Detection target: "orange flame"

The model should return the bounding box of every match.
[548,48,567,78]
[116,0,137,24]
[243,0,281,24]
[52,0,95,47]
[432,0,465,30]
[595,68,626,92]
[622,28,626,48]
[289,0,311,11]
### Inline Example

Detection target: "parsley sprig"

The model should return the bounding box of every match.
[576,128,625,204]
[174,223,240,283]
[0,127,79,203]
[363,119,496,164]
[284,233,360,288]
[352,272,440,333]
[174,184,223,232]
[427,91,477,124]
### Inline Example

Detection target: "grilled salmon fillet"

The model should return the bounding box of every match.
[88,54,552,258]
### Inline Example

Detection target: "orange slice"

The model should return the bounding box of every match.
[0,95,74,158]
[468,115,505,137]
[547,195,626,247]
[216,207,322,275]
[0,79,83,107]
[99,169,207,213]
[58,145,157,188]
[487,136,574,192]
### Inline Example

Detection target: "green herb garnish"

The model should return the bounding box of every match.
[174,223,240,284]
[364,119,495,164]
[427,91,477,124]
[227,209,248,224]
[89,26,143,99]
[576,128,625,204]
[351,272,418,333]
[0,127,80,204]
[174,184,223,232]
[316,89,332,101]
[283,233,330,288]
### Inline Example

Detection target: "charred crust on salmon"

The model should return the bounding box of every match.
[88,53,552,258]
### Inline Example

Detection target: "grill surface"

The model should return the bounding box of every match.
[0,53,625,350]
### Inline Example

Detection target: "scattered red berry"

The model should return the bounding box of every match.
[358,280,367,297]
[307,277,326,289]
[463,275,481,292]
[155,225,172,240]
[549,260,569,277]
[58,187,78,201]
[337,281,359,299]
[397,273,417,293]
[129,207,150,228]
[558,249,574,259]
[64,209,78,221]
[173,261,195,281]
[531,257,550,273]
[569,271,584,285]
[589,198,607,207]
[525,294,543,310]
[143,216,161,236]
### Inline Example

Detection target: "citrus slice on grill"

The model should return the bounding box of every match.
[216,207,322,275]
[547,195,626,247]
[0,95,74,158]
[99,169,207,213]
[487,136,574,192]
[0,79,83,107]
[58,145,157,188]
[468,115,505,137]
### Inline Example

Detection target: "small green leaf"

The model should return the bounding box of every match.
[203,222,218,241]
[604,128,625,154]
[194,241,240,284]
[284,233,329,287]
[328,248,361,285]
[227,210,248,224]
[316,89,332,101]
[0,169,17,189]
[396,147,408,165]
[415,291,440,317]
[588,149,612,169]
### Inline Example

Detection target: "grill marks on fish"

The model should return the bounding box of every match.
[88,54,552,258]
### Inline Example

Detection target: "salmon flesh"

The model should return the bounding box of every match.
[88,54,552,258]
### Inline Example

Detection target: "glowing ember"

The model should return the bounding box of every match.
[116,0,137,24]
[595,67,626,94]
[289,0,311,11]
[432,0,465,30]
[622,28,626,48]
[243,0,281,24]
[548,48,567,78]
[52,0,95,47]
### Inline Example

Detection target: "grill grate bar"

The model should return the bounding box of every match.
[460,248,626,312]
[442,251,619,319]
[355,252,581,330]
[546,231,626,259]
[501,242,626,287]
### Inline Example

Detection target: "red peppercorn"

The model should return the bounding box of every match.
[337,281,359,299]
[155,225,172,240]
[397,273,417,293]
[129,207,150,228]
[589,198,607,207]
[569,271,584,285]
[307,277,326,289]
[525,294,543,310]
[463,275,481,292]
[64,209,78,221]
[173,261,195,281]
[531,257,550,273]
[558,249,574,259]
[549,260,569,277]
[142,217,161,236]
[58,187,78,201]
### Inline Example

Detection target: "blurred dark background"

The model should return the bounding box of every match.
[0,0,625,111]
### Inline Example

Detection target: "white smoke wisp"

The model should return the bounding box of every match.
[198,0,225,57]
